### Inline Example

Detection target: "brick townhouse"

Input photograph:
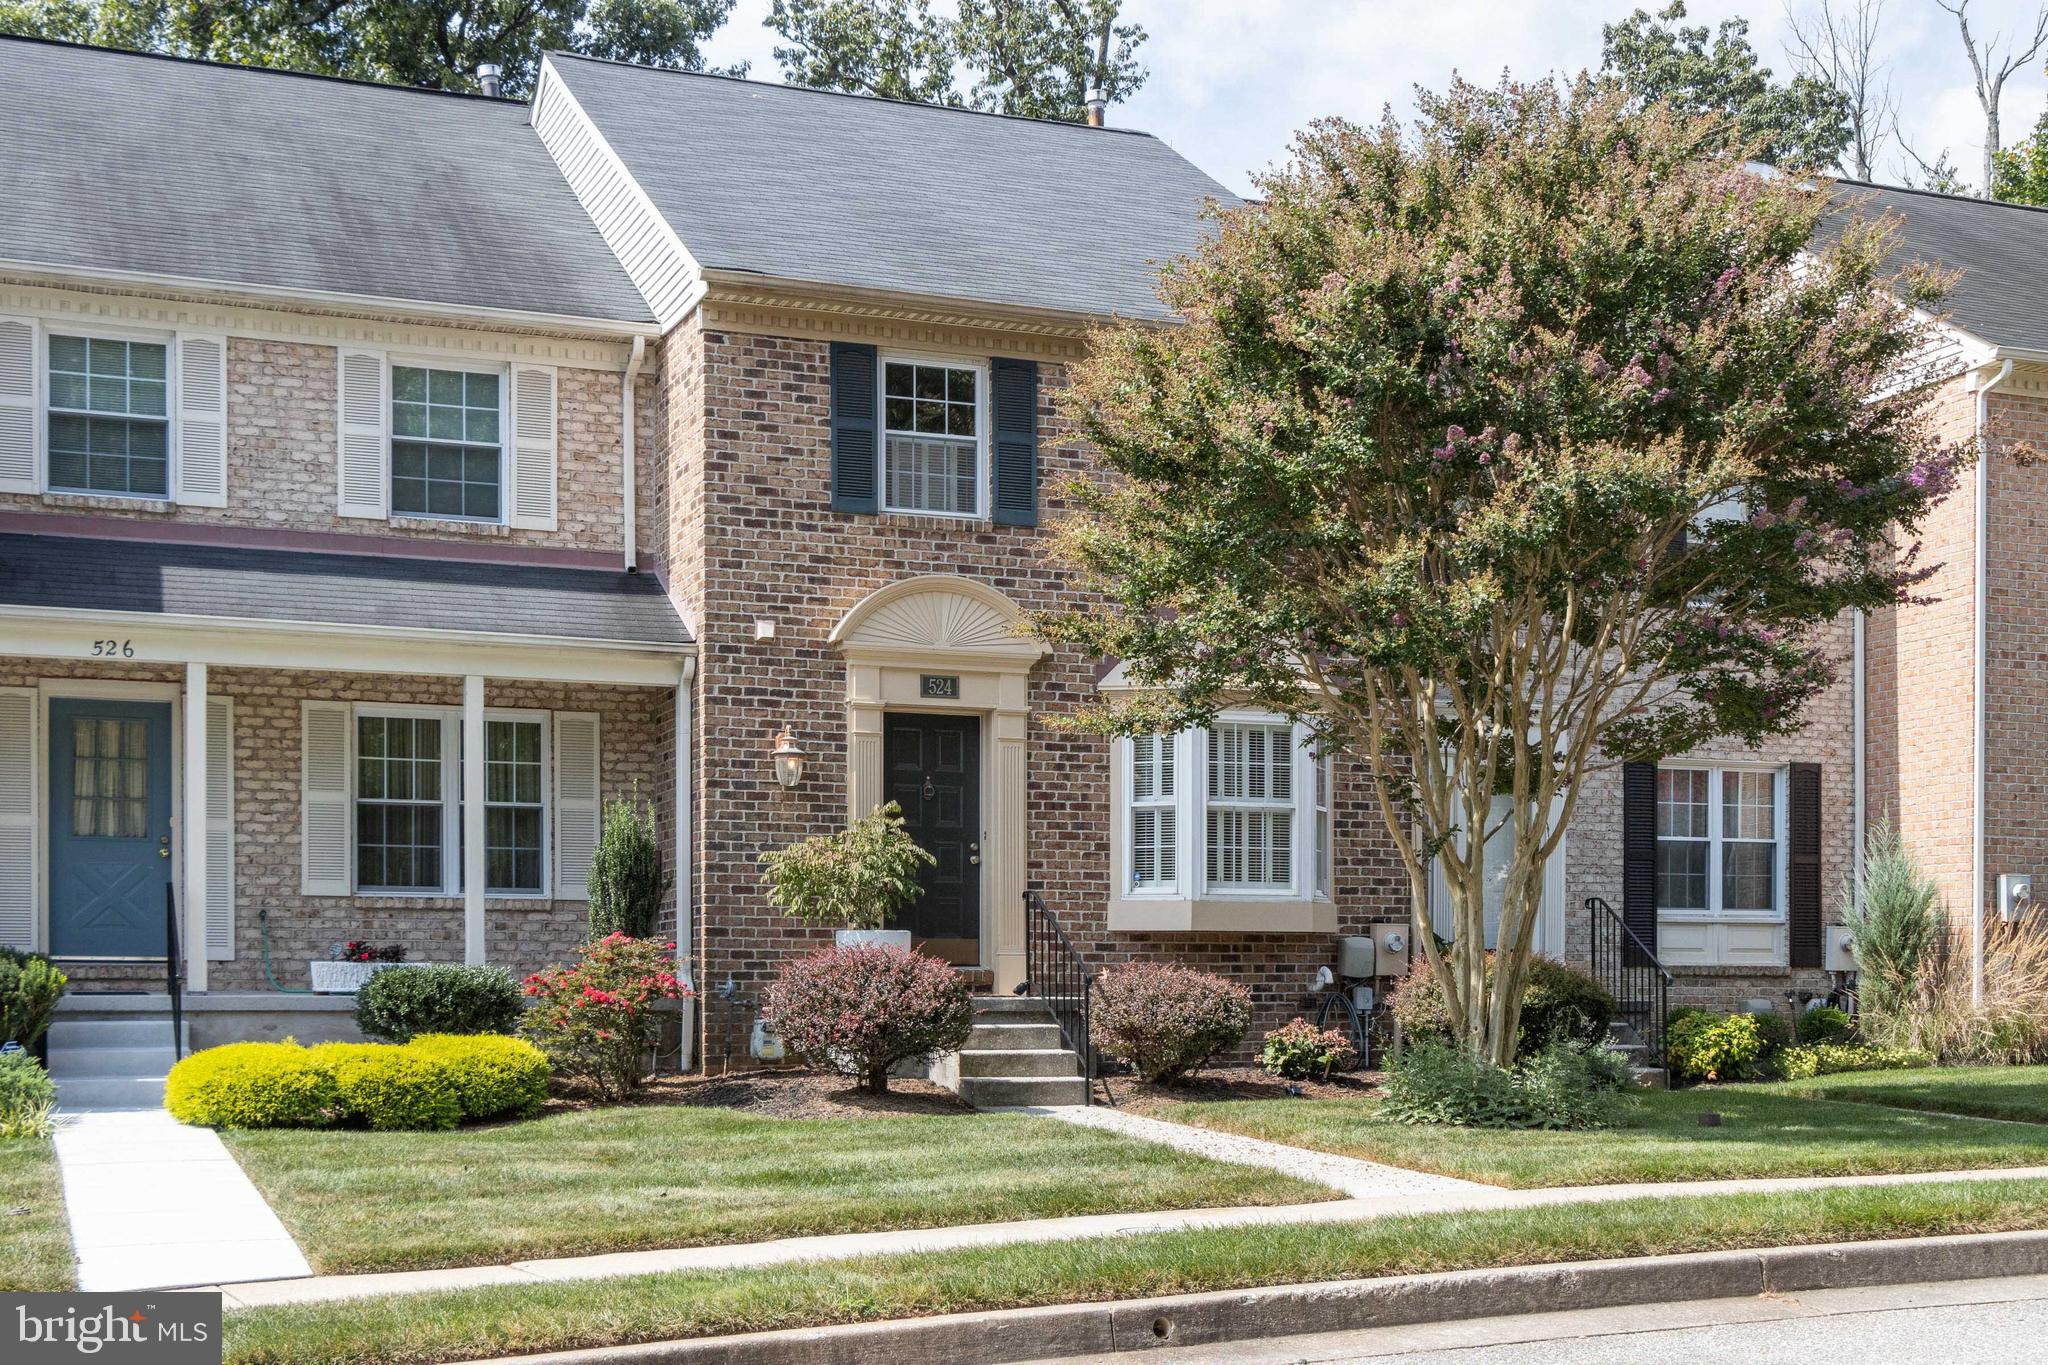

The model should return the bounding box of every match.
[0,36,2016,1085]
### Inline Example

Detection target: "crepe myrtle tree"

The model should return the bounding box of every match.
[1039,76,1962,1068]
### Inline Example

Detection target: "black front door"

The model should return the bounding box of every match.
[883,712,981,964]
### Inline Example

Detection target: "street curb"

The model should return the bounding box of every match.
[481,1228,2048,1364]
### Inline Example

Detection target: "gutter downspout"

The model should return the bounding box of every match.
[675,654,697,1069]
[622,335,647,573]
[1853,607,1865,908]
[1974,357,2015,1006]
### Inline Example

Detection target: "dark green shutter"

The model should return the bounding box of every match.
[1788,763,1823,968]
[990,357,1038,527]
[830,342,879,514]
[1622,762,1658,951]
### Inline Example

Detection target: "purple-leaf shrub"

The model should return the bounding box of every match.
[762,943,974,1093]
[1091,962,1252,1084]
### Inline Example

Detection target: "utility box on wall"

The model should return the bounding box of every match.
[1368,922,1411,973]
[1825,925,1857,973]
[1999,874,2033,922]
[1336,936,1376,979]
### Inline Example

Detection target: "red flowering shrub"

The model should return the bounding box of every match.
[1092,963,1252,1083]
[521,933,687,1100]
[763,944,974,1093]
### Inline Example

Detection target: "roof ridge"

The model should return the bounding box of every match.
[1837,175,2048,218]
[545,49,1161,140]
[0,32,524,106]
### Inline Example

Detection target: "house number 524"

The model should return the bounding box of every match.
[90,639,135,658]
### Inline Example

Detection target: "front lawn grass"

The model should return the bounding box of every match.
[0,1138,74,1290]
[1154,1086,2048,1187]
[222,1177,2048,1364]
[221,1107,1330,1274]
[1762,1066,2048,1124]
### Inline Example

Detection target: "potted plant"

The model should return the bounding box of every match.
[310,940,410,994]
[759,802,934,948]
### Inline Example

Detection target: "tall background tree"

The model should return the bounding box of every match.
[0,0,736,95]
[767,0,1145,120]
[1934,0,2048,196]
[1784,0,1896,178]
[1041,78,1959,1067]
[1602,1,1851,167]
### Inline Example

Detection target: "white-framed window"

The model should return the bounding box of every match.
[1118,714,1332,902]
[352,707,547,896]
[390,362,506,522]
[45,333,171,498]
[880,356,984,518]
[1655,765,1784,918]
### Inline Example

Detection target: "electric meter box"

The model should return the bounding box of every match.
[1369,922,1411,970]
[1825,926,1858,973]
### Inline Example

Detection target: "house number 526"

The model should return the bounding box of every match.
[90,639,135,658]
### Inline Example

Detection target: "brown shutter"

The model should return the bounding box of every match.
[1622,761,1658,950]
[1788,762,1823,968]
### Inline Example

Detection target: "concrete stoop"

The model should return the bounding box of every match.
[46,1014,184,1112]
[1606,1018,1669,1090]
[932,997,1088,1108]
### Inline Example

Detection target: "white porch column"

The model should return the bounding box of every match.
[463,675,486,965]
[182,662,208,992]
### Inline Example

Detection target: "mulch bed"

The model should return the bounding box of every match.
[545,1067,976,1119]
[1097,1065,1384,1114]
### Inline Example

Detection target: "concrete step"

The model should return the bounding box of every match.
[1629,1067,1670,1091]
[971,995,1055,1017]
[56,1075,168,1111]
[956,1074,1089,1108]
[967,1022,1065,1050]
[957,1048,1080,1078]
[47,1017,182,1051]
[47,1044,177,1080]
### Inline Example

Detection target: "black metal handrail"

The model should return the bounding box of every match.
[164,883,185,1061]
[1586,895,1672,1062]
[1022,888,1095,1105]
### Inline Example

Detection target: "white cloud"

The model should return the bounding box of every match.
[702,0,2048,195]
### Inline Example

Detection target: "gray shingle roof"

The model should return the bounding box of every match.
[1838,179,2048,354]
[0,533,690,646]
[548,54,1235,322]
[0,37,654,324]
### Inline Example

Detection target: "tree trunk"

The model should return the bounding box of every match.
[863,1066,890,1094]
[1986,109,2001,198]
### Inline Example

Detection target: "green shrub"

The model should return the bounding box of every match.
[0,948,67,1050]
[1777,1041,1935,1080]
[1387,954,1615,1057]
[522,934,687,1100]
[166,1042,337,1129]
[759,802,934,931]
[0,1051,57,1139]
[1839,816,1941,1028]
[355,965,523,1042]
[587,789,669,940]
[1260,1018,1358,1081]
[1091,962,1253,1084]
[1665,1008,1789,1083]
[1381,1037,1633,1129]
[406,1033,549,1121]
[311,1043,461,1131]
[1796,1004,1856,1046]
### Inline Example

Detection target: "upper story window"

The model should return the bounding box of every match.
[46,335,169,498]
[882,359,981,517]
[391,365,503,522]
[1656,765,1781,917]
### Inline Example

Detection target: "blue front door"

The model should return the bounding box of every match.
[48,698,173,958]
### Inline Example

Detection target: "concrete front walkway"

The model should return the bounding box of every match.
[53,1109,312,1291]
[203,1163,2048,1309]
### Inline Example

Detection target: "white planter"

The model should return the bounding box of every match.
[310,960,421,994]
[834,929,912,950]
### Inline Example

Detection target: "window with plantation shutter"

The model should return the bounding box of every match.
[1206,721,1295,891]
[0,317,37,494]
[552,712,599,900]
[1127,733,1177,892]
[0,689,35,951]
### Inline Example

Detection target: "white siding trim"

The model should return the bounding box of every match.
[0,689,36,951]
[300,700,352,896]
[175,332,229,506]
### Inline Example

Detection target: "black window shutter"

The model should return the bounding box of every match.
[1622,762,1658,951]
[1789,762,1824,968]
[829,342,879,514]
[990,357,1039,527]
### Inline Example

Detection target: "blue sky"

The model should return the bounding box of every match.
[702,0,2048,196]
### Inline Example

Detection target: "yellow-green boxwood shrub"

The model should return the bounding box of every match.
[309,1042,462,1131]
[165,1042,337,1128]
[405,1033,549,1121]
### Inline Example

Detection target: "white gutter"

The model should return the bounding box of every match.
[1974,357,2015,1006]
[1853,607,1865,907]
[622,335,647,572]
[674,655,698,1070]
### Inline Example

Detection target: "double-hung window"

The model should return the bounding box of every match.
[881,359,981,517]
[352,710,545,895]
[1117,716,1332,907]
[46,335,170,498]
[1656,766,1781,917]
[391,365,503,521]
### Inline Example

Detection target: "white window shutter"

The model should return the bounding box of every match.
[301,700,352,896]
[553,711,600,900]
[0,316,36,494]
[207,697,235,959]
[175,333,229,507]
[508,365,558,530]
[0,689,35,951]
[336,349,387,518]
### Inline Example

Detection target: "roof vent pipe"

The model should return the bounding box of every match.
[1084,87,1106,127]
[478,64,503,98]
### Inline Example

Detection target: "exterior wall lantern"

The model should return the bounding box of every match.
[771,730,807,788]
